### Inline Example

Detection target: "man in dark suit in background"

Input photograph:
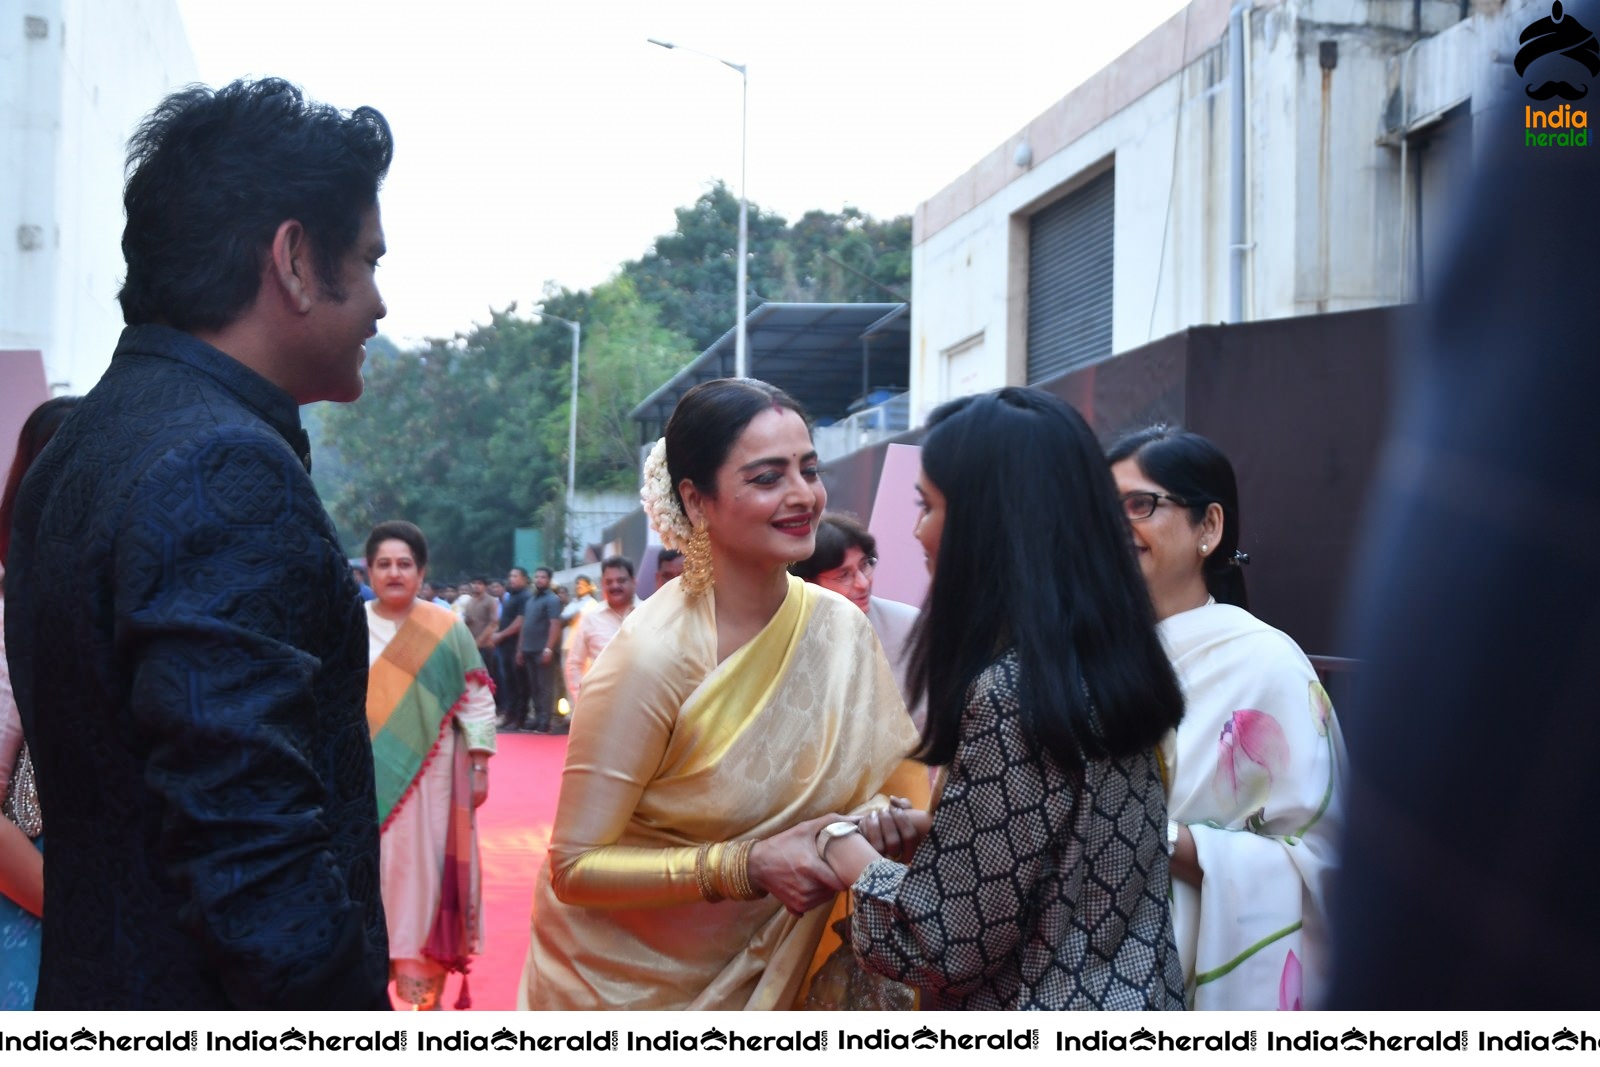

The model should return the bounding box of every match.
[1331,4,1600,1007]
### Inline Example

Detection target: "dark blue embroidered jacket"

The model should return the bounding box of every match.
[6,325,389,1009]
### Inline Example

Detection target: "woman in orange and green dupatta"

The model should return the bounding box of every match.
[518,380,925,1010]
[365,521,497,1010]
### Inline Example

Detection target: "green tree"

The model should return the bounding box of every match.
[309,188,909,575]
[623,181,789,352]
[525,280,697,561]
[623,182,911,351]
[313,308,570,577]
[552,276,694,491]
[768,208,911,304]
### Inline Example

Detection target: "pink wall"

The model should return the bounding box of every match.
[0,352,52,483]
[867,443,928,609]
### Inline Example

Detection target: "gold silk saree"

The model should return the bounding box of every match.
[518,575,921,1010]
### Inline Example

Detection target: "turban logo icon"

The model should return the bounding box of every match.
[1517,1,1600,101]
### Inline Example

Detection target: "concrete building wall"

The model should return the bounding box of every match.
[909,0,1533,421]
[0,0,195,394]
[1,2,64,368]
[570,489,643,565]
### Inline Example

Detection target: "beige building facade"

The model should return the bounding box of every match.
[0,0,195,394]
[910,0,1542,421]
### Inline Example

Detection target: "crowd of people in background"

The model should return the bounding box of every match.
[0,334,1348,1014]
[2,55,1583,1013]
[352,556,651,743]
[0,74,1347,1015]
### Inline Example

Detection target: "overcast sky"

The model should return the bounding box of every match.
[174,0,1193,346]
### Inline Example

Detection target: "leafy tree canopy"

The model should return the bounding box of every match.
[623,181,911,351]
[310,184,908,577]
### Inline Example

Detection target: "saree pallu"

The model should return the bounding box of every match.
[366,601,495,976]
[520,576,921,1010]
[1158,602,1349,1010]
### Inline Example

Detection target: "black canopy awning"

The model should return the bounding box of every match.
[630,302,909,442]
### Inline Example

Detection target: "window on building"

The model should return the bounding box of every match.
[1026,167,1114,385]
[940,331,986,399]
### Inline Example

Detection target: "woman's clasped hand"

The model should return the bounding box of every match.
[748,815,848,916]
[748,800,931,916]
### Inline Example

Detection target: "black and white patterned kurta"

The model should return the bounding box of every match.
[851,651,1186,1010]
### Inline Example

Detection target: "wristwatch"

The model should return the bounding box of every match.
[1166,818,1181,857]
[815,820,861,860]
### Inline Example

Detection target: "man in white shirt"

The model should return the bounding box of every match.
[563,556,639,708]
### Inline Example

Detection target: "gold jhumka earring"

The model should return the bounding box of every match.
[681,520,713,597]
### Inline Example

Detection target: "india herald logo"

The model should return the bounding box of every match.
[1519,2,1595,145]
[1517,1,1599,100]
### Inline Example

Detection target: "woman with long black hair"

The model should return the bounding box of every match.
[815,387,1187,1010]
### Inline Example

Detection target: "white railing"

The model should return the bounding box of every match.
[813,392,909,463]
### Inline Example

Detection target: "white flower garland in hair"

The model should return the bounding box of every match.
[640,437,692,550]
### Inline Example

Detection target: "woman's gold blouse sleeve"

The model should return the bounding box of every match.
[542,618,706,909]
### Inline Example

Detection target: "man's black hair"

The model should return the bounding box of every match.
[119,78,393,332]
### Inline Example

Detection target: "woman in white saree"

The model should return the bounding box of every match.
[518,379,923,1010]
[1108,427,1349,1010]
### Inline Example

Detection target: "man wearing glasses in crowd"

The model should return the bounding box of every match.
[791,514,923,729]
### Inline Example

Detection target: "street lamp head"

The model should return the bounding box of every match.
[534,309,577,331]
[647,34,749,377]
[648,37,745,76]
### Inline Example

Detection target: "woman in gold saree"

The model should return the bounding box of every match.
[518,379,922,1010]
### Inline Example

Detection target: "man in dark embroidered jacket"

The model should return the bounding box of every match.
[6,79,394,1009]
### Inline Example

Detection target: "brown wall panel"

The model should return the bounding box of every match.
[1037,308,1398,656]
[622,309,1398,653]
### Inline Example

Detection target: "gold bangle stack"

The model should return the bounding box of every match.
[724,839,765,901]
[694,842,725,903]
[693,839,767,902]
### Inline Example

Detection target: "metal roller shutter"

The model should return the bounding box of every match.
[1027,168,1114,384]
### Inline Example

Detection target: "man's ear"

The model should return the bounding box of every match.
[268,219,314,313]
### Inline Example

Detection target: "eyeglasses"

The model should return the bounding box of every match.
[823,557,877,584]
[1121,491,1189,521]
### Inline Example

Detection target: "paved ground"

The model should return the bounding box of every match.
[391,731,565,1011]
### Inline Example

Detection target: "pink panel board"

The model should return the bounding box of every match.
[866,442,928,609]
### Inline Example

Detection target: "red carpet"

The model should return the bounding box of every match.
[389,732,566,1010]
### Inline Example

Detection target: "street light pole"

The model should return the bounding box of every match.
[648,37,748,378]
[536,310,581,567]
[735,65,747,379]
